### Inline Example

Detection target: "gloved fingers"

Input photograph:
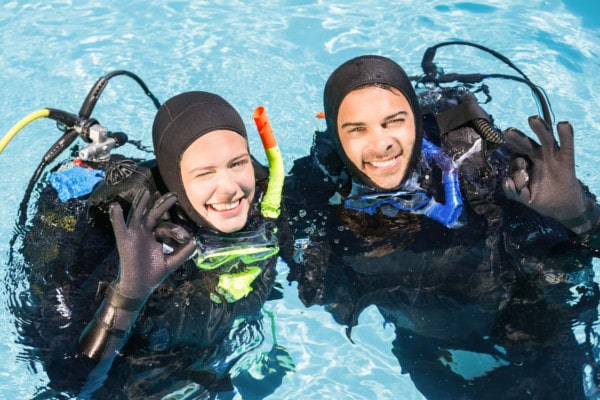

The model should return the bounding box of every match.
[155,221,193,244]
[503,127,539,156]
[129,188,151,226]
[165,240,197,271]
[556,121,576,168]
[507,156,530,191]
[144,192,178,230]
[528,116,558,155]
[511,170,529,192]
[508,155,529,174]
[109,202,127,238]
[503,176,531,203]
[502,177,518,200]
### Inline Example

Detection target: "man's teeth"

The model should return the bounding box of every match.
[369,158,395,167]
[211,200,240,211]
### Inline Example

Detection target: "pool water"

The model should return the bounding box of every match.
[1,0,599,398]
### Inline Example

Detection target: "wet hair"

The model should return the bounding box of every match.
[152,91,248,227]
[323,55,423,190]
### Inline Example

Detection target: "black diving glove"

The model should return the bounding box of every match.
[78,189,196,361]
[502,115,600,237]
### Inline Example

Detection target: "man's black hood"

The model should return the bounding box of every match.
[323,55,423,191]
[152,91,247,227]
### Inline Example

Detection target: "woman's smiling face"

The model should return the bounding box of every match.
[180,129,255,233]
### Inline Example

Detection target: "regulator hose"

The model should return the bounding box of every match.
[416,40,554,126]
[472,118,505,144]
[79,70,161,119]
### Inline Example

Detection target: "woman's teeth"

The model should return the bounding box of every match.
[211,200,240,211]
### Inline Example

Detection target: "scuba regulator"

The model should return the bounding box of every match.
[410,40,555,145]
[1,70,161,226]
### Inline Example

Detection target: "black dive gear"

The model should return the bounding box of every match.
[502,116,600,239]
[283,42,600,400]
[8,71,289,398]
[78,190,196,361]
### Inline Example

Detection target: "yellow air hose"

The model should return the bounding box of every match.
[0,109,51,154]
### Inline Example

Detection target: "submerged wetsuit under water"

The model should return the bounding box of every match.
[12,157,292,399]
[282,110,600,399]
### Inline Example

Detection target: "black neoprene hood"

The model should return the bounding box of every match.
[152,91,247,227]
[323,55,423,190]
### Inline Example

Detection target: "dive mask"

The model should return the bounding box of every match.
[343,139,463,228]
[193,221,279,272]
[344,190,430,216]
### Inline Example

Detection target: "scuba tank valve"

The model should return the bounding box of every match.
[76,122,128,161]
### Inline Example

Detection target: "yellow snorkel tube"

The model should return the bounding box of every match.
[253,106,284,219]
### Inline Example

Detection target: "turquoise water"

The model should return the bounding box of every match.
[0,0,599,398]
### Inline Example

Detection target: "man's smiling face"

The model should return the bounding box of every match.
[337,86,416,190]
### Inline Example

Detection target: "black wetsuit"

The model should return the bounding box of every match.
[282,120,600,399]
[11,159,289,399]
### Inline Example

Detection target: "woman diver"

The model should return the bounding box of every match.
[18,91,290,398]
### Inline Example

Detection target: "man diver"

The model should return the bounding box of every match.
[283,55,600,399]
[17,91,291,398]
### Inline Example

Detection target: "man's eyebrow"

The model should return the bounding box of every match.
[340,110,409,129]
[340,121,365,129]
[383,110,409,121]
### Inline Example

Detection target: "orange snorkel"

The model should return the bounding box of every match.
[253,106,284,219]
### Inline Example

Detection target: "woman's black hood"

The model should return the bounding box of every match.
[152,91,247,227]
[323,55,423,191]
